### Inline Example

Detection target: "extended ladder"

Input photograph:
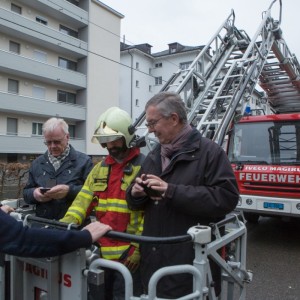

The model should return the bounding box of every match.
[131,0,300,149]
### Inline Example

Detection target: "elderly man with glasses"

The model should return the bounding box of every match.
[23,117,93,220]
[126,91,239,299]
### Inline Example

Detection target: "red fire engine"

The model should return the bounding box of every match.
[227,113,300,222]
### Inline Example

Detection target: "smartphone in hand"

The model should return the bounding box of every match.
[40,188,51,194]
[140,176,162,197]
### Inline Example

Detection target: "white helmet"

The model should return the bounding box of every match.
[92,107,134,148]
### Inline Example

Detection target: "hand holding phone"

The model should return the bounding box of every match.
[140,175,162,197]
[141,183,162,197]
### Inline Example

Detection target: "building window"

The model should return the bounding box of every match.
[196,61,202,72]
[136,62,139,70]
[58,90,76,104]
[180,61,192,70]
[33,50,47,62]
[7,118,18,136]
[155,76,162,85]
[59,25,78,38]
[36,16,48,25]
[9,41,20,54]
[155,63,162,68]
[32,122,43,136]
[136,80,139,88]
[58,57,77,71]
[11,3,22,14]
[68,125,75,138]
[33,86,46,99]
[149,68,152,75]
[8,79,19,94]
[149,85,152,92]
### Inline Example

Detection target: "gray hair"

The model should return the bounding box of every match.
[42,117,69,135]
[145,91,187,123]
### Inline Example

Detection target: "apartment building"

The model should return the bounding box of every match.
[119,42,205,123]
[0,0,123,162]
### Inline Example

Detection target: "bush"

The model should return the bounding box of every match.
[0,163,30,200]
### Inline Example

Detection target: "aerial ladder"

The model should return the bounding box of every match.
[131,0,300,150]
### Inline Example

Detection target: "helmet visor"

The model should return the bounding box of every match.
[93,121,124,144]
[95,135,123,144]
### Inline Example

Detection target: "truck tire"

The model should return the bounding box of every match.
[244,212,260,223]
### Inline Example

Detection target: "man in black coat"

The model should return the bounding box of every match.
[126,92,239,298]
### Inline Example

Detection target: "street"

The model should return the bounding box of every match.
[245,217,300,300]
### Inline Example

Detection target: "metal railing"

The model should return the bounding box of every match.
[1,209,252,300]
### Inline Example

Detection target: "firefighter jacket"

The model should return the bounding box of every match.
[23,145,93,220]
[126,128,239,298]
[61,147,144,261]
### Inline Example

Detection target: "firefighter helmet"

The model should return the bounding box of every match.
[92,107,134,148]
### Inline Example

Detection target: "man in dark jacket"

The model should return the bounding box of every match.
[126,91,239,298]
[23,117,93,220]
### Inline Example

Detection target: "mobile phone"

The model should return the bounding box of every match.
[40,188,51,194]
[140,182,162,197]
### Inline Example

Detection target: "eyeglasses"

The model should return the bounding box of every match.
[145,117,164,129]
[44,138,65,146]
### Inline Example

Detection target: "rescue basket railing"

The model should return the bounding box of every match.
[1,210,252,300]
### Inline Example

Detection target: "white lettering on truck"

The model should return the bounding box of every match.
[245,166,300,172]
[239,173,300,184]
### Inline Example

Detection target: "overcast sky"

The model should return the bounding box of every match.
[102,0,300,60]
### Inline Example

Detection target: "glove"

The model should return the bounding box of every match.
[121,245,140,273]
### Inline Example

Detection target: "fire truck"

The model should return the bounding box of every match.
[132,0,300,222]
[227,113,300,222]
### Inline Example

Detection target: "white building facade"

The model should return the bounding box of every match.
[119,42,205,123]
[0,0,123,162]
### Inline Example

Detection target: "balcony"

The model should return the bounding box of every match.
[0,91,86,121]
[0,8,88,59]
[0,50,86,89]
[0,135,86,154]
[17,0,89,28]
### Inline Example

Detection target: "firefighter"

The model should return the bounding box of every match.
[60,107,144,299]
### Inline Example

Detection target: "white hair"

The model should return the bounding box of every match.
[42,117,69,134]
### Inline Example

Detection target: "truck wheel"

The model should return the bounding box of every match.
[244,212,260,223]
